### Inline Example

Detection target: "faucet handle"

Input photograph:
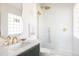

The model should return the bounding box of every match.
[12,36,18,44]
[7,36,12,45]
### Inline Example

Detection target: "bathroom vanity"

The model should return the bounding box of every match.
[18,44,40,56]
[0,40,40,56]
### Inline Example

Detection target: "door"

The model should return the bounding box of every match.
[38,15,52,48]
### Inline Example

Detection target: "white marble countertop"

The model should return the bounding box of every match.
[0,39,40,56]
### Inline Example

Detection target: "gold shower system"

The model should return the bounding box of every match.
[37,5,50,15]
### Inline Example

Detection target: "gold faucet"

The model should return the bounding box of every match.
[6,36,18,45]
[7,36,12,45]
[12,36,18,44]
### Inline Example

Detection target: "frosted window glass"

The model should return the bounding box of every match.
[8,13,23,35]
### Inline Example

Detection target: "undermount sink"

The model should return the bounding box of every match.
[0,40,34,51]
[8,40,32,50]
[20,41,31,47]
[8,42,22,50]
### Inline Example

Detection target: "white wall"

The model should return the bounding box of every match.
[0,3,37,39]
[54,4,73,55]
[0,4,22,37]
[22,3,37,40]
[38,3,73,55]
[73,4,79,55]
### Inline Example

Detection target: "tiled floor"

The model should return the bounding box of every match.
[40,49,64,56]
[40,49,57,56]
[40,52,64,56]
[40,52,55,56]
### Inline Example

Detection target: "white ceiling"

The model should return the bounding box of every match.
[7,3,22,11]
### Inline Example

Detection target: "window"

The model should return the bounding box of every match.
[8,13,23,35]
[73,4,79,39]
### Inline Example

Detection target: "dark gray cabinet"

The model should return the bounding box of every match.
[18,44,40,56]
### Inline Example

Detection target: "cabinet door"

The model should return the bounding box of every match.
[18,44,40,56]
